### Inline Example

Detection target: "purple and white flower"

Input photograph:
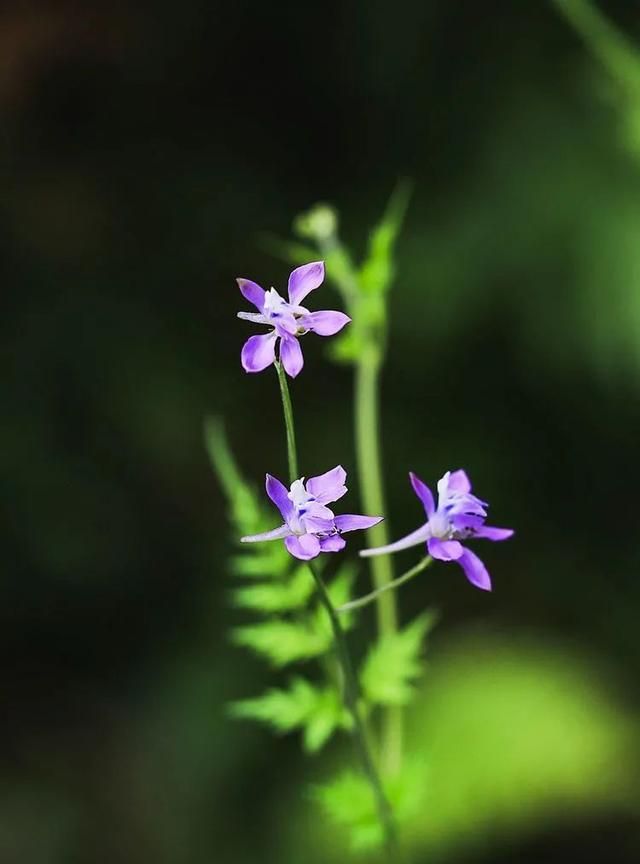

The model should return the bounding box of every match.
[361,469,513,591]
[237,261,351,378]
[241,466,382,561]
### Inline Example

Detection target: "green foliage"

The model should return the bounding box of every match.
[314,755,428,852]
[231,567,356,666]
[358,179,412,298]
[231,566,315,611]
[232,619,332,667]
[230,677,349,753]
[361,611,438,707]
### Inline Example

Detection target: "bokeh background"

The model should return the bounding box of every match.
[3,0,640,861]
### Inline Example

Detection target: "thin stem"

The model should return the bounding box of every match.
[337,557,433,614]
[308,562,398,857]
[552,0,640,96]
[275,360,299,482]
[355,346,402,776]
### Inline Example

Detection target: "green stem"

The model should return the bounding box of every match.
[552,0,640,95]
[275,359,397,855]
[307,562,398,857]
[337,557,433,614]
[355,345,402,776]
[275,361,299,481]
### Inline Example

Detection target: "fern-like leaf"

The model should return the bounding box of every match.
[360,611,438,707]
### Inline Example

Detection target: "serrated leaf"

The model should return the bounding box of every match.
[232,566,315,612]
[232,619,331,666]
[230,678,348,752]
[358,180,412,297]
[360,611,438,707]
[314,755,429,851]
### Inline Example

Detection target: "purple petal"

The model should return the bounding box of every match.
[427,537,463,561]
[306,465,348,504]
[302,515,336,534]
[334,514,383,533]
[265,474,294,522]
[237,278,265,311]
[457,547,492,591]
[241,524,291,543]
[319,534,346,553]
[241,332,277,373]
[302,501,335,521]
[279,336,304,378]
[474,525,514,541]
[360,523,429,557]
[288,261,325,305]
[448,469,472,493]
[409,472,435,517]
[300,310,350,336]
[285,534,321,560]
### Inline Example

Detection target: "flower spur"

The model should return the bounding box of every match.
[237,261,351,378]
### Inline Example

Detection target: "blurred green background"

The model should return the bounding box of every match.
[2,0,640,861]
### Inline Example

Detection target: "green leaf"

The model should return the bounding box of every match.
[358,180,412,297]
[230,678,348,752]
[360,611,437,707]
[232,566,315,612]
[232,619,331,666]
[314,755,429,851]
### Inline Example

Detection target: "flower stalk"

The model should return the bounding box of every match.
[337,556,433,614]
[275,360,299,481]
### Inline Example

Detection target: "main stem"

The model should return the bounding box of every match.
[308,562,397,857]
[275,361,299,481]
[274,362,397,856]
[355,344,402,776]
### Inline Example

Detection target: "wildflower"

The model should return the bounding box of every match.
[361,470,513,590]
[241,466,382,560]
[237,261,351,377]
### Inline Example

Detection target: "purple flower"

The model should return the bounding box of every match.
[361,469,513,591]
[237,261,351,378]
[241,466,382,561]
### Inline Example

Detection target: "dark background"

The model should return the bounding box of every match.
[2,1,640,862]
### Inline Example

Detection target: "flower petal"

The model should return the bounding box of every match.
[409,472,435,517]
[334,514,383,533]
[285,534,321,560]
[300,310,351,336]
[474,525,514,541]
[427,537,464,560]
[241,332,277,373]
[241,524,291,543]
[279,336,304,378]
[360,523,429,557]
[237,278,265,311]
[448,469,472,493]
[457,547,492,591]
[265,474,295,522]
[319,534,346,553]
[302,515,336,534]
[306,465,348,503]
[287,261,325,305]
[437,469,473,500]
